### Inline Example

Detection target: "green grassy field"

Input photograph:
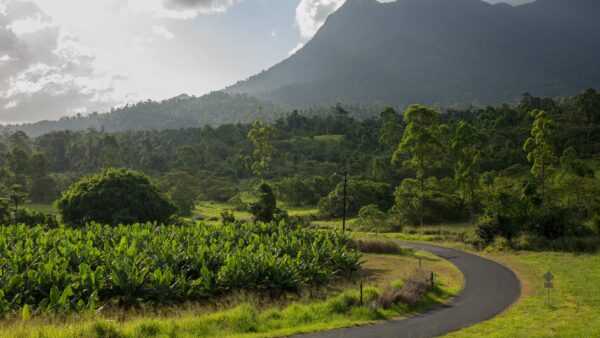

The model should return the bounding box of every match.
[24,203,58,215]
[194,201,320,223]
[0,251,462,338]
[447,251,600,338]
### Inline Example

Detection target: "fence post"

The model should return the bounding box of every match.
[430,271,434,289]
[360,282,363,306]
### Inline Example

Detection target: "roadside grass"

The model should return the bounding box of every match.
[404,223,475,235]
[446,251,600,337]
[311,218,359,231]
[24,203,58,215]
[0,252,463,338]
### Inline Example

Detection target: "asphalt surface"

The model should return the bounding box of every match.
[295,242,521,338]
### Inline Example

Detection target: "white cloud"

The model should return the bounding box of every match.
[289,42,304,56]
[162,0,239,13]
[128,0,241,19]
[295,0,397,38]
[152,25,174,40]
[294,0,530,39]
[295,0,344,38]
[0,0,119,123]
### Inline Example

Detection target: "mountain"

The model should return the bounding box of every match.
[4,92,284,137]
[227,0,600,108]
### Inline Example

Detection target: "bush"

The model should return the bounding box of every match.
[591,215,600,235]
[348,238,405,255]
[372,271,432,309]
[249,182,278,223]
[528,207,586,240]
[220,209,237,226]
[276,175,338,207]
[392,178,468,226]
[475,189,527,243]
[513,233,600,253]
[17,208,59,228]
[57,168,177,226]
[357,204,388,233]
[318,179,393,218]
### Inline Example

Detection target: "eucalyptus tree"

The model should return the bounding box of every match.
[452,121,485,224]
[523,109,556,205]
[247,120,277,177]
[393,105,444,227]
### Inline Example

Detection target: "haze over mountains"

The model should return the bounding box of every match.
[228,0,600,107]
[5,0,600,135]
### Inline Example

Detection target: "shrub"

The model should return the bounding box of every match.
[318,179,393,218]
[249,182,279,223]
[16,208,58,228]
[513,233,600,253]
[348,238,404,255]
[591,215,600,235]
[57,168,177,226]
[476,189,527,243]
[527,207,585,240]
[357,204,387,233]
[275,175,338,206]
[220,209,237,226]
[392,178,468,226]
[372,271,432,309]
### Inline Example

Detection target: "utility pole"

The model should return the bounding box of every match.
[342,163,348,233]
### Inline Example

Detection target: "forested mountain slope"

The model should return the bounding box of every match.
[227,0,600,107]
[4,92,284,137]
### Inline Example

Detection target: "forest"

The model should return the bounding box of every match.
[1,89,599,241]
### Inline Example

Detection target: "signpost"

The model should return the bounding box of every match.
[544,272,554,306]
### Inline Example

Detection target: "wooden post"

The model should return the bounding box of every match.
[342,164,347,233]
[360,282,363,306]
[430,271,434,289]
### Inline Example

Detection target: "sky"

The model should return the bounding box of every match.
[0,0,534,124]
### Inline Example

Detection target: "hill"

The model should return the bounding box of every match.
[4,92,284,137]
[226,0,600,108]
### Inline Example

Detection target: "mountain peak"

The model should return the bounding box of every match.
[227,0,600,108]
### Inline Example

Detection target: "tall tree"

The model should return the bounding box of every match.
[523,109,556,205]
[379,107,403,150]
[247,120,277,177]
[392,105,444,227]
[452,121,484,224]
[8,184,28,224]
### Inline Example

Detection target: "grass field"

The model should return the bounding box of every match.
[24,203,58,215]
[0,251,463,338]
[447,251,600,338]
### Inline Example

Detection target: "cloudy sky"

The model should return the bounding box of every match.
[0,0,533,124]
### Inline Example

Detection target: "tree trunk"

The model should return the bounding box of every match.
[470,172,476,225]
[420,144,424,227]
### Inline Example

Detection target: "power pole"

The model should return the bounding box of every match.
[342,163,348,233]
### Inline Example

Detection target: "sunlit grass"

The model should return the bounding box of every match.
[24,203,58,215]
[446,251,600,338]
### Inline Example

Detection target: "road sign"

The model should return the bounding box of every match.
[544,272,554,306]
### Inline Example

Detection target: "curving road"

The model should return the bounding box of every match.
[296,242,521,338]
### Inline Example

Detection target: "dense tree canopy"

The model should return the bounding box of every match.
[57,169,176,226]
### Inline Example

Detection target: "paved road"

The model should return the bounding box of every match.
[296,242,521,338]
